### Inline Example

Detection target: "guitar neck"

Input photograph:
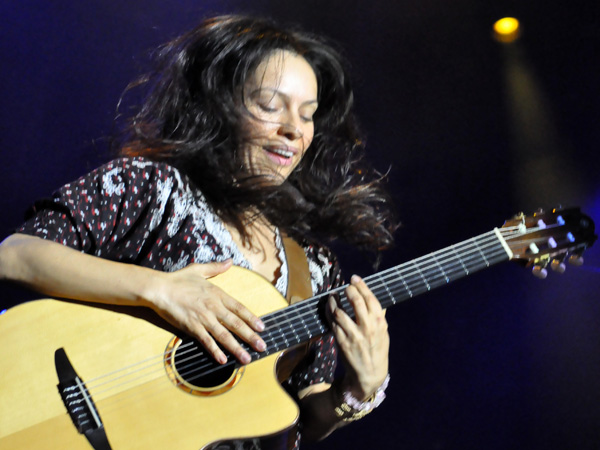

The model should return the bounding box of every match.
[365,228,511,309]
[251,229,511,360]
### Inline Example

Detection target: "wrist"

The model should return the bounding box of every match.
[136,267,168,309]
[341,371,388,402]
[334,374,390,422]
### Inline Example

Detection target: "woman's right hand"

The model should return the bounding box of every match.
[146,260,266,365]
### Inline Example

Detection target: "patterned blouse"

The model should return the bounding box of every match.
[18,156,342,448]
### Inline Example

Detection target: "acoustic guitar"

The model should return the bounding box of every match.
[0,207,595,449]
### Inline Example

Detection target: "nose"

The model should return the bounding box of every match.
[277,116,303,141]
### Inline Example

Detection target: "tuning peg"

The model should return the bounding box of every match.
[568,254,584,266]
[532,265,548,279]
[550,259,566,274]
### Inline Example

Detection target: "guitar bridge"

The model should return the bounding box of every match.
[55,348,113,450]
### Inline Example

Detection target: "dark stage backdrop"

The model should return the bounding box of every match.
[1,1,599,449]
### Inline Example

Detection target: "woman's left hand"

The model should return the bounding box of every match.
[328,274,390,401]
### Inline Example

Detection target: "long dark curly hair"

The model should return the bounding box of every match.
[119,15,397,252]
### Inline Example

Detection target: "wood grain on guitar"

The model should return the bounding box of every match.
[0,207,595,449]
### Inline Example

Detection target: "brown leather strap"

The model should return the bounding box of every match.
[281,236,312,304]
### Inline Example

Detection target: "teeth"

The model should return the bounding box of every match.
[268,148,293,158]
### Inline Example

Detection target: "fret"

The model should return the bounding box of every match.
[450,243,471,275]
[453,239,490,274]
[367,273,396,309]
[484,233,513,266]
[287,311,302,345]
[431,253,450,283]
[316,311,328,334]
[379,272,398,305]
[385,265,412,300]
[396,261,431,299]
[471,236,490,267]
[418,254,451,289]
[431,247,461,282]
[412,261,431,291]
[297,312,312,340]
[277,325,290,351]
[398,274,413,298]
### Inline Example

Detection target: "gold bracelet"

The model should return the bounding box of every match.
[334,374,390,422]
[334,400,375,422]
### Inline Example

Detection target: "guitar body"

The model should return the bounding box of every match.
[0,266,300,449]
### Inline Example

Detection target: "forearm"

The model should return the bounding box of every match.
[297,381,346,442]
[0,233,266,364]
[297,376,367,442]
[0,233,158,307]
[301,276,391,442]
[299,372,390,442]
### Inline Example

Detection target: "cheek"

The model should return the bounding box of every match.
[240,114,277,140]
[302,125,315,150]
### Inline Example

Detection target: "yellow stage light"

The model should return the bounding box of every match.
[493,17,520,43]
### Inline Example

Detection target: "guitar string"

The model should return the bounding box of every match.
[85,223,559,404]
[83,229,509,388]
[61,223,576,424]
[87,244,513,412]
[82,226,530,397]
[85,250,513,418]
[244,221,552,352]
[151,221,562,392]
[86,223,540,402]
[85,236,548,418]
[361,224,563,303]
[80,227,527,404]
[167,245,513,387]
[163,220,552,370]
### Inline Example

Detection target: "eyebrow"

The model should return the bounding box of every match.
[249,88,318,107]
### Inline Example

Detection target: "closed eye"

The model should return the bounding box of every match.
[258,103,278,113]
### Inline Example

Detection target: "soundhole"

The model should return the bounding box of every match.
[164,336,244,396]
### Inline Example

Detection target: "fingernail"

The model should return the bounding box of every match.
[255,319,265,331]
[256,339,266,351]
[351,274,361,283]
[218,353,227,365]
[241,352,251,364]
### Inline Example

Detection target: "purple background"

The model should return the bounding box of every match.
[1,1,599,449]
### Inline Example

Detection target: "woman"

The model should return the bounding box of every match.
[0,15,396,448]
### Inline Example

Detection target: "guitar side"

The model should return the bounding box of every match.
[0,266,300,450]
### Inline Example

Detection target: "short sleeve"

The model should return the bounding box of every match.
[17,157,184,263]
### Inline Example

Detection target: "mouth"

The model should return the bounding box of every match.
[262,145,297,166]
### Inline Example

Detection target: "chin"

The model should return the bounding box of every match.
[246,163,294,185]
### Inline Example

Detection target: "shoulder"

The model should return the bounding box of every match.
[80,157,200,197]
[91,157,185,181]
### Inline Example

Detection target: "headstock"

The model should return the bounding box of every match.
[500,207,596,273]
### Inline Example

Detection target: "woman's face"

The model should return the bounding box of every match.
[241,50,318,182]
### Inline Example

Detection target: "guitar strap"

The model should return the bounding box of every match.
[281,236,312,305]
[277,235,314,391]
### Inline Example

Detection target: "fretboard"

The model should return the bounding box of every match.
[249,229,511,361]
